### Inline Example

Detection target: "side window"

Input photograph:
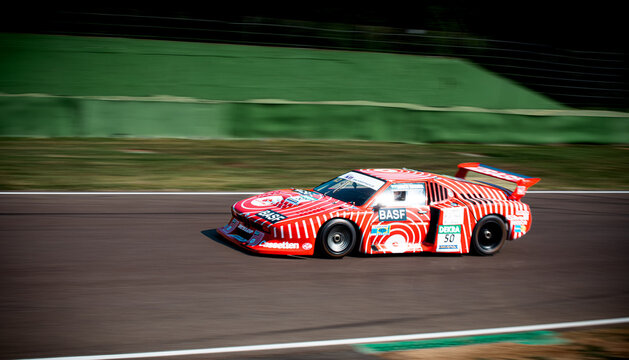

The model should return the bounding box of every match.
[375,183,427,208]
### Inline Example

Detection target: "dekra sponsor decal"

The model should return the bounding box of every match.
[438,225,461,234]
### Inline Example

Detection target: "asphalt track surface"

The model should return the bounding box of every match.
[1,193,628,359]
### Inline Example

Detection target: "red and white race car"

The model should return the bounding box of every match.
[217,163,539,258]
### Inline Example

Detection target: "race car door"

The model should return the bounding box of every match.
[366,183,431,254]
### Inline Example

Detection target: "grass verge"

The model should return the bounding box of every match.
[376,327,629,360]
[1,138,628,191]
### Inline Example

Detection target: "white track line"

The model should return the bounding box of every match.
[20,317,629,360]
[1,191,628,195]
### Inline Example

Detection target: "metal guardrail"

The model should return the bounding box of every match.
[6,11,629,110]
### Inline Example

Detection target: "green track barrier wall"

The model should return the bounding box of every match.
[2,97,627,143]
[1,33,627,143]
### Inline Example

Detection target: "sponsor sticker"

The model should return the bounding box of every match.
[231,234,249,243]
[384,234,408,253]
[437,225,461,252]
[514,225,526,233]
[509,219,528,225]
[370,225,391,236]
[302,243,313,251]
[223,219,238,233]
[470,166,523,182]
[507,214,528,222]
[442,207,464,225]
[256,209,287,223]
[251,195,283,207]
[390,183,425,190]
[439,225,460,234]
[238,224,254,234]
[260,241,300,250]
[285,195,317,205]
[247,231,265,247]
[340,171,385,190]
[293,189,319,197]
[378,208,407,221]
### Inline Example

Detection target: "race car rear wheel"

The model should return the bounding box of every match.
[471,215,507,256]
[317,219,357,258]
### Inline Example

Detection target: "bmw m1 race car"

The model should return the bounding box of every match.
[217,163,540,258]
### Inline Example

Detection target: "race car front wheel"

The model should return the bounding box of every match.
[317,219,357,258]
[471,215,507,256]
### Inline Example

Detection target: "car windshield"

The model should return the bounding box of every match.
[313,171,385,206]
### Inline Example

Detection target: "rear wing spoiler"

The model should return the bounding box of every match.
[455,163,540,200]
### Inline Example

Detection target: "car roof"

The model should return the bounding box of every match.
[357,168,439,182]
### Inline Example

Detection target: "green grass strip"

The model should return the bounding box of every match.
[1,139,628,191]
[354,331,567,354]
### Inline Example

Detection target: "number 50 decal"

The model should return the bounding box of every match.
[437,225,461,252]
[443,233,456,242]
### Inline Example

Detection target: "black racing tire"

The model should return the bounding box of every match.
[316,219,357,258]
[471,215,507,256]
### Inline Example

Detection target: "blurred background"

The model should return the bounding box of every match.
[0,2,627,189]
[2,2,627,108]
